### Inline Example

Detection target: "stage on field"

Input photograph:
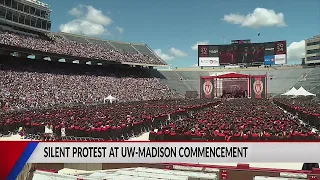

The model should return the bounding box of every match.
[200,73,267,99]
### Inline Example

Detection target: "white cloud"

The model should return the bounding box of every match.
[69,7,82,17]
[223,8,287,28]
[287,40,305,62]
[154,49,174,61]
[86,6,112,25]
[191,40,209,51]
[116,26,124,34]
[60,5,113,36]
[191,64,198,67]
[169,47,187,57]
[154,47,187,61]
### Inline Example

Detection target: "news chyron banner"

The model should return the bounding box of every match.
[198,45,220,66]
[264,41,287,65]
[2,141,320,179]
[251,76,267,99]
[200,77,215,99]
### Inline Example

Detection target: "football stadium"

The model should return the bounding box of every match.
[1,0,320,180]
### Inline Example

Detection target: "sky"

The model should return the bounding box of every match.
[44,0,320,67]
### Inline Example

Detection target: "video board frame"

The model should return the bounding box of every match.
[198,41,287,67]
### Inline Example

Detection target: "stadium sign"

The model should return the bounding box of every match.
[198,40,286,66]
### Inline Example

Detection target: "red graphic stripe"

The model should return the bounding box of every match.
[0,142,29,180]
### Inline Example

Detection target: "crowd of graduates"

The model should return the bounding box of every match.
[0,99,217,140]
[149,99,319,141]
[274,98,320,129]
[1,97,319,141]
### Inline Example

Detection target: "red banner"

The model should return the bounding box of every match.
[251,77,266,99]
[201,78,214,99]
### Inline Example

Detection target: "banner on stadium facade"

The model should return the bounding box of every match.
[200,78,215,99]
[264,54,286,65]
[251,77,266,99]
[275,54,286,64]
[264,55,275,65]
[199,57,220,66]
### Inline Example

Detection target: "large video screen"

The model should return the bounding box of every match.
[218,43,265,64]
[198,41,287,66]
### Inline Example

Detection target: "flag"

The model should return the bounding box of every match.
[258,33,260,36]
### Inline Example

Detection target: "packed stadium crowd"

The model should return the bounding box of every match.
[1,94,319,141]
[149,99,319,141]
[0,57,176,111]
[0,30,165,65]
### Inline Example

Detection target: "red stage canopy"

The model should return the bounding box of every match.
[214,73,249,79]
[200,72,268,99]
[201,73,266,79]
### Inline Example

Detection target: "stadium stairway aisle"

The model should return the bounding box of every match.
[176,71,209,93]
[155,71,190,95]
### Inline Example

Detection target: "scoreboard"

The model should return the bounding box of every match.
[198,41,287,66]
